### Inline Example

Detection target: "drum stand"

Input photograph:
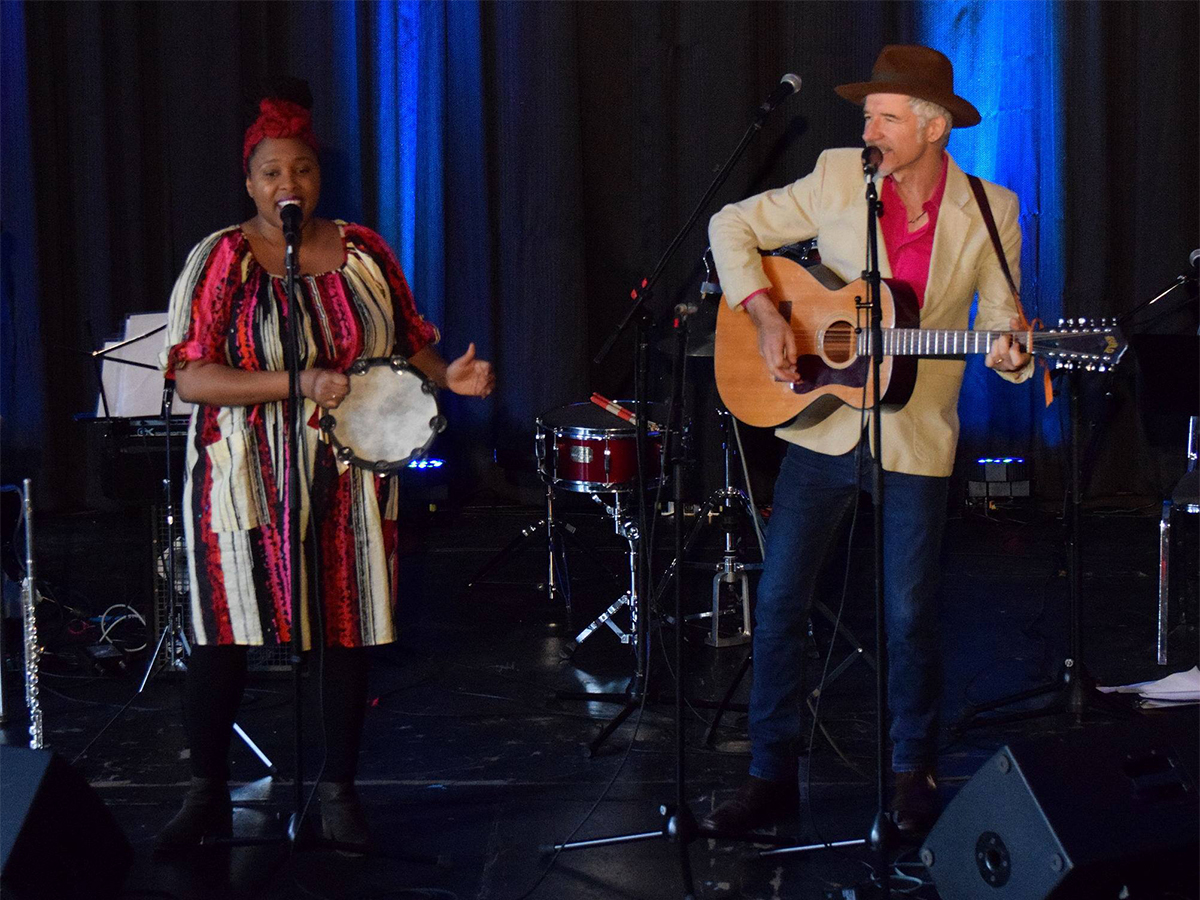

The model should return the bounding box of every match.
[563,491,642,653]
[555,504,656,758]
[467,483,574,613]
[468,476,627,626]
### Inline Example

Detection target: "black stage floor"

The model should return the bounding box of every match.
[4,493,1198,900]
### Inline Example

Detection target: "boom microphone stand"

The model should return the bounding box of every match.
[552,74,806,898]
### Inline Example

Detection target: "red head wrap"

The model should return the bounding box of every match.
[242,98,319,173]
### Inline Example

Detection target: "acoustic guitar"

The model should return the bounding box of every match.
[714,255,1126,428]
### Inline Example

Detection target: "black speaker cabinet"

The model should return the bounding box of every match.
[1,746,132,900]
[922,715,1199,900]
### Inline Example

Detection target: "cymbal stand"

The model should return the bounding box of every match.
[684,409,758,649]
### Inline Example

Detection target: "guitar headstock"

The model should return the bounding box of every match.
[1033,318,1128,372]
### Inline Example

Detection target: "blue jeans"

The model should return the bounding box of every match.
[748,442,948,781]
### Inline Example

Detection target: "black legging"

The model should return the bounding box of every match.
[184,644,370,783]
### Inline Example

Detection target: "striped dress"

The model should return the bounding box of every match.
[160,222,438,648]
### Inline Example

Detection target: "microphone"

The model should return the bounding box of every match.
[1182,248,1200,284]
[862,146,883,179]
[279,200,302,246]
[758,73,802,118]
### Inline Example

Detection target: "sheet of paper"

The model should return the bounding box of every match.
[94,313,192,417]
[1097,665,1200,701]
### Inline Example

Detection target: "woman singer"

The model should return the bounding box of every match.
[156,85,494,850]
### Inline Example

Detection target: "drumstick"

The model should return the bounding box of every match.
[590,393,661,431]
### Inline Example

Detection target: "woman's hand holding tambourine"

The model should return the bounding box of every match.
[301,368,352,409]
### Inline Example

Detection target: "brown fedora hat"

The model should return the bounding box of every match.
[835,44,981,128]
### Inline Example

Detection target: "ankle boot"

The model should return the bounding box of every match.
[156,777,232,849]
[317,781,370,851]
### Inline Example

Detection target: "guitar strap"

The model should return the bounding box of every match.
[966,173,1053,406]
[966,174,1023,320]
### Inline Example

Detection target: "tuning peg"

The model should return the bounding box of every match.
[1098,365,1107,372]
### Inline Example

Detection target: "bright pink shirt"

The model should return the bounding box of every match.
[879,152,948,309]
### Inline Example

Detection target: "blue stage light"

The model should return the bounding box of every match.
[407,458,445,470]
[917,2,1065,451]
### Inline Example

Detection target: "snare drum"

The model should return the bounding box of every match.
[536,402,666,493]
[320,357,446,472]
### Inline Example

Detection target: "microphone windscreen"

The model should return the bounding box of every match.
[862,146,883,176]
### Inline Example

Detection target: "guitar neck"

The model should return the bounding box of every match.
[859,329,1022,358]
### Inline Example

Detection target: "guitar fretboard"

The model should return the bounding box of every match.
[855,329,1018,357]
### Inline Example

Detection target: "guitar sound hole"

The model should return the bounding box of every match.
[822,321,856,365]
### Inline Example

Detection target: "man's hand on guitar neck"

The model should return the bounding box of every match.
[745,292,799,383]
[984,317,1033,374]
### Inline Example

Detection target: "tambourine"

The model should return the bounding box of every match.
[319,357,446,472]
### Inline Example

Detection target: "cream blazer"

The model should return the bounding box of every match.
[709,148,1032,478]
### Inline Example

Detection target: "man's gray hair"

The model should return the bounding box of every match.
[909,97,953,147]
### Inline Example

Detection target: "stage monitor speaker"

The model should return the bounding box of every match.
[921,715,1198,900]
[1,746,132,900]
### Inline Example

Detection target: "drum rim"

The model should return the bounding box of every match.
[551,475,665,493]
[540,424,662,440]
[320,355,443,472]
[536,400,667,436]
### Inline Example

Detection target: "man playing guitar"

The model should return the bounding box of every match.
[703,45,1032,836]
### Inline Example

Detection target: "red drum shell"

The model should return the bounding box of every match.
[536,401,666,493]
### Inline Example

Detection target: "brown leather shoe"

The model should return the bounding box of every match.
[891,769,940,834]
[700,776,799,834]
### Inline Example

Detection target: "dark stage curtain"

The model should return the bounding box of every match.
[6,1,1197,509]
[0,0,45,481]
[1057,1,1200,499]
